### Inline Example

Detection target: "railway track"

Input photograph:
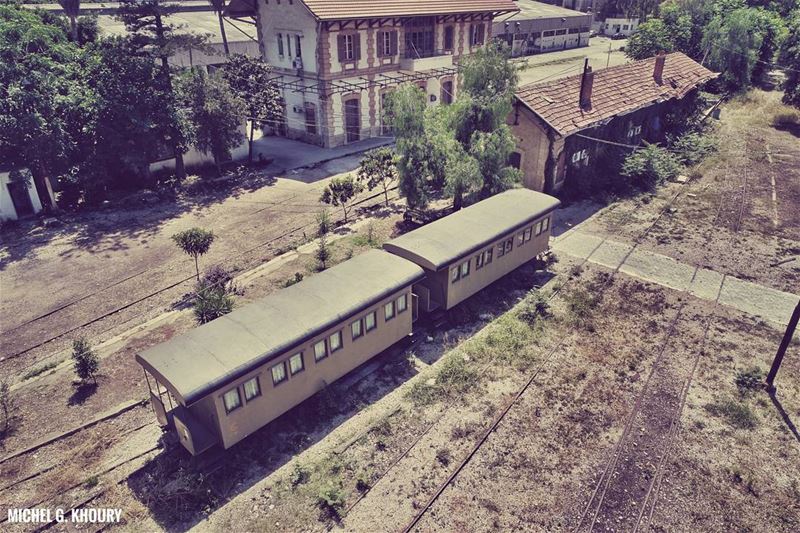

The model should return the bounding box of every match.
[2,188,400,377]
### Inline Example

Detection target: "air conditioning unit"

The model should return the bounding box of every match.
[292,57,303,70]
[292,105,305,114]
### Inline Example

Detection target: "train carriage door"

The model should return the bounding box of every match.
[412,293,419,323]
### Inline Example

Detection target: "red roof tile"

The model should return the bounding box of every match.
[515,53,718,136]
[301,0,519,20]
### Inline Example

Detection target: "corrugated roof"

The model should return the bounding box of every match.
[300,0,520,20]
[383,189,561,271]
[496,0,590,22]
[137,249,425,405]
[514,52,718,136]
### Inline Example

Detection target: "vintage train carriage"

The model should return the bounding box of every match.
[383,189,560,312]
[136,249,424,455]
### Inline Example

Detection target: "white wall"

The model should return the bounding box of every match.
[149,123,255,173]
[258,1,319,73]
[603,18,639,36]
[0,169,42,221]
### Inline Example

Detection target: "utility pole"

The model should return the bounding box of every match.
[766,300,800,394]
[606,39,612,68]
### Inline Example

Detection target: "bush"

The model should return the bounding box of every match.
[72,337,99,383]
[772,110,800,131]
[436,447,452,467]
[284,272,304,287]
[734,366,764,395]
[620,144,683,190]
[518,290,550,326]
[315,233,331,270]
[669,132,717,166]
[290,463,308,487]
[316,482,346,519]
[316,209,332,236]
[193,280,235,324]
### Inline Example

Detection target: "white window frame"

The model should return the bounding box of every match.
[289,352,304,375]
[542,217,550,232]
[396,294,407,313]
[277,33,284,56]
[223,387,242,413]
[452,267,461,283]
[244,376,261,401]
[381,31,392,56]
[344,34,355,61]
[460,260,470,278]
[485,248,493,265]
[384,301,395,321]
[365,311,377,332]
[329,330,343,353]
[271,362,287,385]
[314,339,327,361]
[476,252,484,269]
[351,318,363,339]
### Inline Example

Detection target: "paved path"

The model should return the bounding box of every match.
[553,229,799,327]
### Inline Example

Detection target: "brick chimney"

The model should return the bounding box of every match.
[653,51,666,84]
[579,59,594,111]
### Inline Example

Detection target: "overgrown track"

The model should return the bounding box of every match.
[1,188,400,377]
[398,189,687,532]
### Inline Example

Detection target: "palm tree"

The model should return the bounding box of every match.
[209,0,230,56]
[59,0,81,42]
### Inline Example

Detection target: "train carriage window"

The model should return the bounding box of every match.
[314,339,327,361]
[518,232,525,246]
[542,217,550,232]
[385,301,395,320]
[223,387,242,413]
[329,330,343,353]
[397,294,408,313]
[505,238,513,254]
[452,267,461,282]
[289,352,304,375]
[524,227,532,242]
[460,260,470,278]
[485,248,493,264]
[365,311,377,332]
[271,362,287,385]
[476,252,484,269]
[244,376,261,401]
[535,220,544,235]
[351,319,363,339]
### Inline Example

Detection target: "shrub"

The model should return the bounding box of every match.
[772,110,800,129]
[669,132,717,166]
[316,208,332,236]
[406,380,438,407]
[72,337,99,383]
[316,482,346,519]
[620,144,683,190]
[734,366,764,395]
[436,447,452,467]
[290,463,308,487]
[518,290,550,326]
[284,272,304,287]
[193,265,236,324]
[315,233,331,270]
[705,398,758,429]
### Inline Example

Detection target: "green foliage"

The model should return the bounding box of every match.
[356,147,397,206]
[72,337,99,383]
[221,54,284,161]
[290,463,308,487]
[734,366,765,394]
[563,285,602,330]
[518,290,551,326]
[320,175,364,222]
[435,447,452,466]
[284,272,304,287]
[193,267,235,324]
[705,398,759,429]
[316,208,331,236]
[177,70,245,174]
[620,144,683,190]
[668,131,718,165]
[22,361,59,381]
[0,381,15,439]
[626,19,675,59]
[779,10,800,107]
[316,482,346,519]
[315,233,331,271]
[172,227,215,280]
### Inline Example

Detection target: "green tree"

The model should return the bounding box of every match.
[172,228,215,280]
[356,147,397,206]
[320,175,364,222]
[315,233,331,270]
[0,6,91,211]
[71,337,99,383]
[117,0,205,180]
[779,10,800,107]
[178,70,245,174]
[222,54,284,162]
[626,19,674,59]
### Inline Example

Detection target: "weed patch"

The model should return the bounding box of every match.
[22,361,59,381]
[705,398,758,429]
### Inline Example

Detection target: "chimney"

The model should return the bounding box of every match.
[653,51,666,84]
[579,59,594,111]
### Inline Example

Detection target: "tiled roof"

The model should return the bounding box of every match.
[301,0,520,20]
[515,53,718,136]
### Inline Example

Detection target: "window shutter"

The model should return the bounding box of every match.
[478,23,485,45]
[354,34,361,60]
[337,35,346,62]
[390,30,398,55]
[377,31,385,57]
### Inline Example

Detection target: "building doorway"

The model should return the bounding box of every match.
[7,181,34,218]
[344,98,360,143]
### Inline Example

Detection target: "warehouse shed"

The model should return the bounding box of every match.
[493,0,592,57]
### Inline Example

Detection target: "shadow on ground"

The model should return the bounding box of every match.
[125,261,555,532]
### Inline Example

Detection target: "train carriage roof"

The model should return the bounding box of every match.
[136,249,424,405]
[383,189,560,271]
